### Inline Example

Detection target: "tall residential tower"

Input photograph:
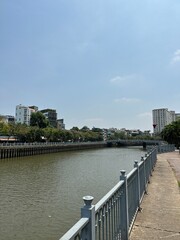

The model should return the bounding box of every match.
[152,108,175,134]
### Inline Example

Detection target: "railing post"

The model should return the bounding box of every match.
[151,148,155,167]
[81,196,95,240]
[153,148,157,168]
[145,153,151,183]
[148,150,153,176]
[141,156,147,194]
[134,161,141,210]
[120,170,129,240]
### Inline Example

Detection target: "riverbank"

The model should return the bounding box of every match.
[0,142,107,159]
[130,151,180,239]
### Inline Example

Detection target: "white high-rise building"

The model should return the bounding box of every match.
[15,104,36,125]
[152,108,175,134]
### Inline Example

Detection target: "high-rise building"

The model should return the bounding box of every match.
[15,104,36,125]
[152,108,175,134]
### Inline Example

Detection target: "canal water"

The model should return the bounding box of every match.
[0,147,145,240]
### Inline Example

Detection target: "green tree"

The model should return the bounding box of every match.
[81,126,90,132]
[0,122,10,135]
[43,127,55,142]
[30,112,49,128]
[26,127,44,142]
[70,127,79,131]
[92,127,102,133]
[43,127,65,142]
[13,123,29,142]
[161,120,180,147]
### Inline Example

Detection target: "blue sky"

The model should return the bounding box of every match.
[1,0,180,131]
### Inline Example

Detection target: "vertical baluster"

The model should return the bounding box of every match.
[120,170,129,240]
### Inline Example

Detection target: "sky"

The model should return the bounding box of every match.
[1,0,180,131]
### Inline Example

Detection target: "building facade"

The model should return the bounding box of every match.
[175,113,180,120]
[0,115,15,124]
[40,109,57,128]
[15,105,36,125]
[57,119,65,130]
[152,108,175,134]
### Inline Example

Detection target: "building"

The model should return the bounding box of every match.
[0,115,15,124]
[175,113,180,120]
[129,129,142,136]
[15,104,36,125]
[29,106,39,112]
[40,109,57,128]
[57,119,65,129]
[152,108,175,134]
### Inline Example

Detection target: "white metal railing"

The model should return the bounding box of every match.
[59,144,175,240]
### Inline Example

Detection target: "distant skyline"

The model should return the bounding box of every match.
[1,0,180,131]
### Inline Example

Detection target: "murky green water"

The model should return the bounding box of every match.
[0,147,145,240]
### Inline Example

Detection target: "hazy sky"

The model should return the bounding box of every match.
[1,0,180,131]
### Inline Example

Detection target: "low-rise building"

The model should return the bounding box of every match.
[15,104,36,125]
[57,119,65,129]
[0,115,15,124]
[40,109,57,128]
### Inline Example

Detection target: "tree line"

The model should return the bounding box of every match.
[0,112,104,142]
[2,112,179,144]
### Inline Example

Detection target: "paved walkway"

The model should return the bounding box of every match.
[130,151,180,240]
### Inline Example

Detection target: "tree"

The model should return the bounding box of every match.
[30,112,49,128]
[92,127,102,133]
[81,126,90,132]
[26,127,44,142]
[161,120,180,147]
[70,127,79,131]
[0,122,10,135]
[13,123,29,142]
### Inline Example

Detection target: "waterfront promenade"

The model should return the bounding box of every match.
[130,151,180,240]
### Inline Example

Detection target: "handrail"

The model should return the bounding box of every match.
[95,180,124,212]
[60,218,89,240]
[0,141,106,147]
[59,144,175,240]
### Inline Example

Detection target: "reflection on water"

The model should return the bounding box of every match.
[0,147,145,240]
